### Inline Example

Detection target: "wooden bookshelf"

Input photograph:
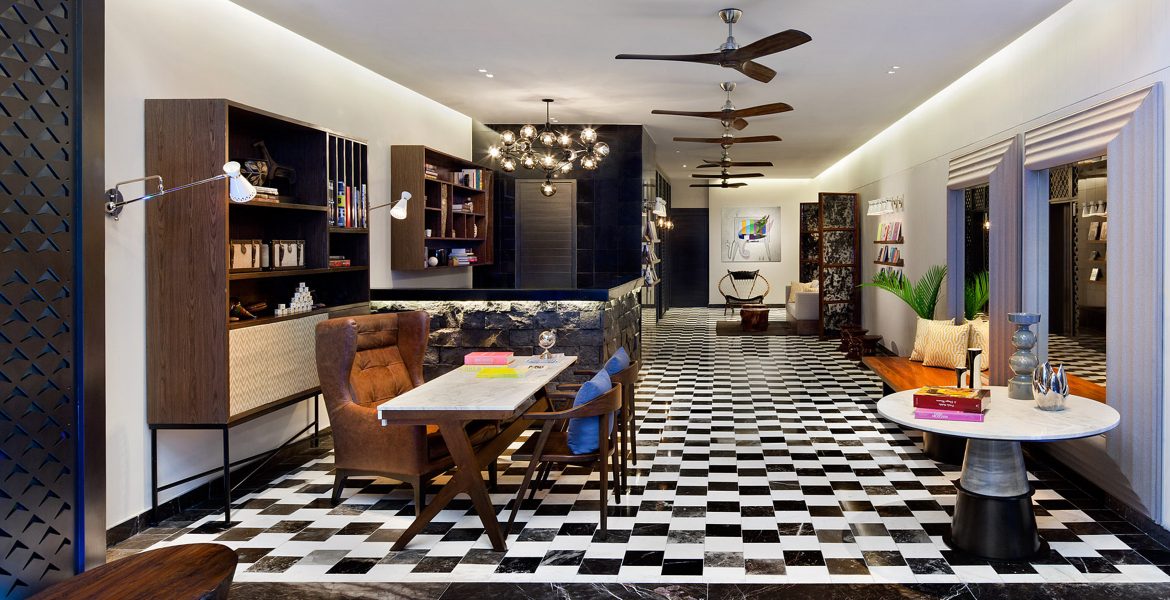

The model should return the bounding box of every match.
[390,145,493,270]
[145,99,370,426]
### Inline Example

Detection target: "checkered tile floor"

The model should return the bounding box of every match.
[119,308,1168,584]
[1049,333,1107,385]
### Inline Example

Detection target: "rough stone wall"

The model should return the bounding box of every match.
[372,293,640,381]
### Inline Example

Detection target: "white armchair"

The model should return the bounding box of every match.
[785,282,820,335]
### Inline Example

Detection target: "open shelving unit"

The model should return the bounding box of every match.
[390,145,493,270]
[144,98,372,522]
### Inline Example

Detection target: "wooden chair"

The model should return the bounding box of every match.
[718,270,771,316]
[551,360,640,493]
[506,384,623,535]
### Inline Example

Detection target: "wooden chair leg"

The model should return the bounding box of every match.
[629,411,638,466]
[611,448,622,503]
[598,417,610,534]
[507,458,543,536]
[488,461,498,491]
[331,470,348,504]
[529,462,553,501]
[413,478,427,517]
[618,405,629,493]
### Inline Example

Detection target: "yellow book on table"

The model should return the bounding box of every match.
[475,365,529,378]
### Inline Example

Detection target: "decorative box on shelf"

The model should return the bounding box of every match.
[270,240,305,269]
[229,239,262,273]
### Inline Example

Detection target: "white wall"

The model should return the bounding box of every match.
[806,0,1170,521]
[105,0,473,526]
[708,180,815,305]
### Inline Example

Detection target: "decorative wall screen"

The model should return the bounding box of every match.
[817,193,861,336]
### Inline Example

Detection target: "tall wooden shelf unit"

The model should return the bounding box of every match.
[390,145,493,270]
[144,98,370,522]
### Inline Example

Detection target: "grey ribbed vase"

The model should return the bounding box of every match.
[1007,312,1041,399]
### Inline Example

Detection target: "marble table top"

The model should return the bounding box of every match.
[377,355,577,423]
[876,386,1119,442]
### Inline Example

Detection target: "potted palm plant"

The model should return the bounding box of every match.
[964,270,989,320]
[860,264,947,319]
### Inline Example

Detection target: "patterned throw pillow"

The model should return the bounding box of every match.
[968,318,991,370]
[922,323,973,369]
[909,317,955,361]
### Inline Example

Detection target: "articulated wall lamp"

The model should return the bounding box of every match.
[105,161,257,220]
[369,191,410,220]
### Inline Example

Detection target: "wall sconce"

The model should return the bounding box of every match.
[105,161,257,220]
[370,191,410,220]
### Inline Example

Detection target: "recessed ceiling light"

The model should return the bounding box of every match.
[887,70,896,74]
[892,65,901,69]
[682,164,687,168]
[477,68,487,73]
[485,73,494,78]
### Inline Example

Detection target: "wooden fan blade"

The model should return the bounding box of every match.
[674,137,729,143]
[691,173,764,179]
[730,102,794,118]
[727,135,782,144]
[730,117,749,130]
[615,52,721,64]
[697,161,773,168]
[731,29,813,61]
[650,109,725,119]
[690,182,747,188]
[734,60,777,83]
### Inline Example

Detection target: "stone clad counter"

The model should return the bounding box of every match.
[371,279,641,380]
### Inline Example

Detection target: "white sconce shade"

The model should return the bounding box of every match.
[224,161,257,203]
[389,191,411,220]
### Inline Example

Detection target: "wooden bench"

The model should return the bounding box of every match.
[31,543,236,600]
[861,355,1107,463]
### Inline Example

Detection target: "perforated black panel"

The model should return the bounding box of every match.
[0,1,81,596]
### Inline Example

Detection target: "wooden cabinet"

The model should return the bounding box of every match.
[390,145,493,270]
[144,99,370,426]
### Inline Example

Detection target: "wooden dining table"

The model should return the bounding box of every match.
[377,355,577,551]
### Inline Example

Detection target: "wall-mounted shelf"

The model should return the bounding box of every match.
[228,266,369,281]
[874,239,904,244]
[874,260,905,267]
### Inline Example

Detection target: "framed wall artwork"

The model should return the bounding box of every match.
[721,207,781,262]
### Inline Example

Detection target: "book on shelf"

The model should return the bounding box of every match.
[424,163,439,179]
[914,408,986,422]
[328,258,351,268]
[912,386,989,413]
[455,168,484,190]
[464,351,514,365]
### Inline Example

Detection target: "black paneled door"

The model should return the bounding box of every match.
[667,208,709,307]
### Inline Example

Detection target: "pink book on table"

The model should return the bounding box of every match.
[464,351,514,365]
[914,408,986,422]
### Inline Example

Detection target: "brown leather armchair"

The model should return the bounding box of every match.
[315,311,497,514]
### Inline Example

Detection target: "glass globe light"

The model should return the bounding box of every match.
[521,153,536,169]
[559,162,573,173]
[538,130,557,146]
[580,127,598,143]
[500,130,516,146]
[540,153,557,169]
[501,157,517,172]
[558,132,573,147]
[487,145,501,159]
[581,154,598,170]
[593,141,609,157]
[540,180,557,197]
[516,139,531,152]
[519,124,537,140]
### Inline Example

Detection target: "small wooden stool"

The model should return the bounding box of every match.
[838,325,864,352]
[851,334,883,362]
[31,543,237,600]
[740,304,770,332]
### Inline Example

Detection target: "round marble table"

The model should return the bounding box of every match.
[877,386,1119,561]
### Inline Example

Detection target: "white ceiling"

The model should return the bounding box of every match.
[232,0,1071,181]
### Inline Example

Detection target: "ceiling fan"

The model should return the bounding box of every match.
[652,82,793,131]
[692,172,763,179]
[691,181,748,189]
[699,148,773,169]
[615,8,811,84]
[674,133,781,146]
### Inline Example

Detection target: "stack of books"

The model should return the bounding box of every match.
[328,255,351,268]
[912,386,989,422]
[464,351,513,365]
[329,180,368,228]
[424,163,439,179]
[463,352,527,378]
[253,185,280,203]
[450,248,478,266]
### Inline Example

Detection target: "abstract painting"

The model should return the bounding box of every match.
[722,207,781,262]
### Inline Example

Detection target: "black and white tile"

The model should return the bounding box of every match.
[1049,333,1107,385]
[118,308,1167,586]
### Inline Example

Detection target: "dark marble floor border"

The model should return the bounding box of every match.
[230,582,1170,600]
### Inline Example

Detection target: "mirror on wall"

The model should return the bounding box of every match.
[963,184,990,318]
[1046,156,1107,386]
